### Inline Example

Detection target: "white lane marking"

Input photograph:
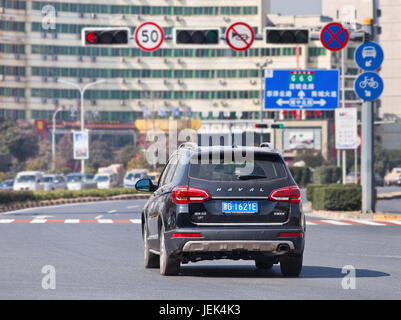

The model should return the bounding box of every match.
[306,221,317,225]
[130,219,141,224]
[0,219,14,223]
[321,220,351,226]
[127,205,139,209]
[350,220,385,226]
[98,219,114,224]
[30,219,47,223]
[386,220,401,225]
[95,215,103,219]
[108,210,117,214]
[64,219,80,224]
[32,215,54,219]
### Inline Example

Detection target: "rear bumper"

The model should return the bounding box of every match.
[164,227,305,258]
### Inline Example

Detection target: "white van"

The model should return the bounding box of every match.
[123,169,149,188]
[95,173,119,189]
[13,171,44,191]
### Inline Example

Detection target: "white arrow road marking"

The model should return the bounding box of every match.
[130,219,141,224]
[95,215,103,219]
[108,210,117,214]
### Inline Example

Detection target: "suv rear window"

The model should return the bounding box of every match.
[189,153,287,181]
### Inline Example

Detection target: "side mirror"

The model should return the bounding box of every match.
[135,178,156,192]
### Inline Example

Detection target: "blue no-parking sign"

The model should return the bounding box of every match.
[354,71,384,101]
[264,69,339,110]
[355,42,384,71]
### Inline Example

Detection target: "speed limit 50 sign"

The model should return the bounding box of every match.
[135,22,164,51]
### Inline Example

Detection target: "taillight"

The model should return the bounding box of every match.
[269,186,301,204]
[279,232,303,238]
[172,186,211,204]
[171,233,202,238]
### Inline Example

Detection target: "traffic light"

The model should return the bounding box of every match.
[174,28,220,45]
[82,27,130,46]
[256,123,285,129]
[265,28,309,44]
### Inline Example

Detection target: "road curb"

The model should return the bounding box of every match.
[0,194,151,213]
[304,202,401,220]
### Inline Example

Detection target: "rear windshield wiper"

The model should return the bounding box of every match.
[237,175,267,180]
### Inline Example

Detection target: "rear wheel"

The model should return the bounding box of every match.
[280,254,303,277]
[255,258,274,270]
[159,225,180,276]
[143,221,159,268]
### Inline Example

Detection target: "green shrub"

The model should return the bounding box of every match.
[0,190,35,205]
[311,184,363,211]
[306,184,322,202]
[313,166,342,184]
[289,167,311,186]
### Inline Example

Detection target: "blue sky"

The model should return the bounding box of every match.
[270,0,321,15]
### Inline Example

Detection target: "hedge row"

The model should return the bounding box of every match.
[306,184,369,211]
[0,188,141,205]
[313,166,342,184]
[289,167,311,186]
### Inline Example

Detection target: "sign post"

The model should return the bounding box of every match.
[354,41,384,213]
[321,22,349,184]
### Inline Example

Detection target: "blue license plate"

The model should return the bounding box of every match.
[222,201,258,213]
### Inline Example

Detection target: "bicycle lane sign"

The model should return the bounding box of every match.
[354,71,383,101]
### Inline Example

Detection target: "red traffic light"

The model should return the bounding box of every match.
[82,28,130,46]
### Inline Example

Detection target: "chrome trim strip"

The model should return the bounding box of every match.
[149,249,160,255]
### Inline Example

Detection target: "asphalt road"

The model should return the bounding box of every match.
[0,199,400,300]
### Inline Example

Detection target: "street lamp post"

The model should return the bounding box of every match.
[51,107,63,171]
[256,59,273,144]
[58,79,106,174]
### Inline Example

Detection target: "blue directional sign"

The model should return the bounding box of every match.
[264,69,340,110]
[354,71,384,101]
[355,42,384,71]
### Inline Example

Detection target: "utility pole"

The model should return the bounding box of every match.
[51,107,63,171]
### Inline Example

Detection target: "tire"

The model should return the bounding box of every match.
[280,254,303,277]
[143,221,159,269]
[255,259,274,270]
[159,225,180,276]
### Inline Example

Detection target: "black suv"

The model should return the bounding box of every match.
[135,143,305,276]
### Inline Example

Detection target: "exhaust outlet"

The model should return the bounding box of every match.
[277,243,290,253]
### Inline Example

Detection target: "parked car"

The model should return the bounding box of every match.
[41,174,67,191]
[123,169,149,188]
[136,143,305,276]
[0,179,14,190]
[384,168,401,185]
[13,171,44,191]
[374,173,384,187]
[66,173,97,190]
[94,173,119,189]
[345,172,360,184]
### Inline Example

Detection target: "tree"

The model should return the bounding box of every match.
[293,149,324,168]
[0,120,40,163]
[127,152,151,170]
[88,140,113,171]
[116,145,139,168]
